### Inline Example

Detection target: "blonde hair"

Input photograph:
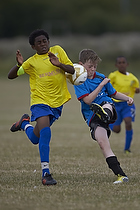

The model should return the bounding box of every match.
[79,49,101,64]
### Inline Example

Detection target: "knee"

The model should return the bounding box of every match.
[113,129,120,133]
[112,126,121,133]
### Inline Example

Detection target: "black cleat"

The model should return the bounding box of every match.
[42,173,57,185]
[90,103,110,123]
[10,114,30,132]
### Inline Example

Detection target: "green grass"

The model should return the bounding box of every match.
[0,79,140,210]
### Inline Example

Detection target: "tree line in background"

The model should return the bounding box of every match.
[0,0,140,38]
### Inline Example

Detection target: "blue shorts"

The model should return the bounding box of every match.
[30,104,63,126]
[112,101,135,126]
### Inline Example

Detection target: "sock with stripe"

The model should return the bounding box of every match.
[39,127,51,176]
[21,121,39,144]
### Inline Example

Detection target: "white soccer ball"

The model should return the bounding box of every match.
[66,63,87,85]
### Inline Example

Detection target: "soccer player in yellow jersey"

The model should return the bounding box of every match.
[108,56,140,153]
[8,29,75,185]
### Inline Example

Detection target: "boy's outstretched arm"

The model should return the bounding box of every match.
[113,92,134,105]
[8,50,23,79]
[48,52,75,74]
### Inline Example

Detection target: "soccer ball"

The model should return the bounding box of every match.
[66,63,87,85]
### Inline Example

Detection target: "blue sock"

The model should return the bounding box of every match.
[21,121,29,130]
[39,127,51,176]
[25,126,39,144]
[124,130,133,151]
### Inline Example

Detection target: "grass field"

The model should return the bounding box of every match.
[0,78,140,210]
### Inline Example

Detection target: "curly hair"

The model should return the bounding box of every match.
[29,29,49,45]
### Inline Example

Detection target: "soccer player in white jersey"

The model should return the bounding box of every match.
[8,29,75,185]
[108,56,140,153]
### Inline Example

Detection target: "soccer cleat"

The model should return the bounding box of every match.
[10,114,30,132]
[113,175,129,184]
[124,149,131,154]
[90,103,110,123]
[42,173,57,185]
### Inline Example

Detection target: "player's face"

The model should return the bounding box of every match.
[115,57,128,74]
[82,60,97,79]
[32,35,50,55]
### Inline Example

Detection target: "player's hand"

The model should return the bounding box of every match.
[16,50,23,65]
[48,52,60,67]
[101,78,110,86]
[127,97,134,106]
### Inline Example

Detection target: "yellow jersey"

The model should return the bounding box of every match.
[108,70,139,102]
[17,45,73,108]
